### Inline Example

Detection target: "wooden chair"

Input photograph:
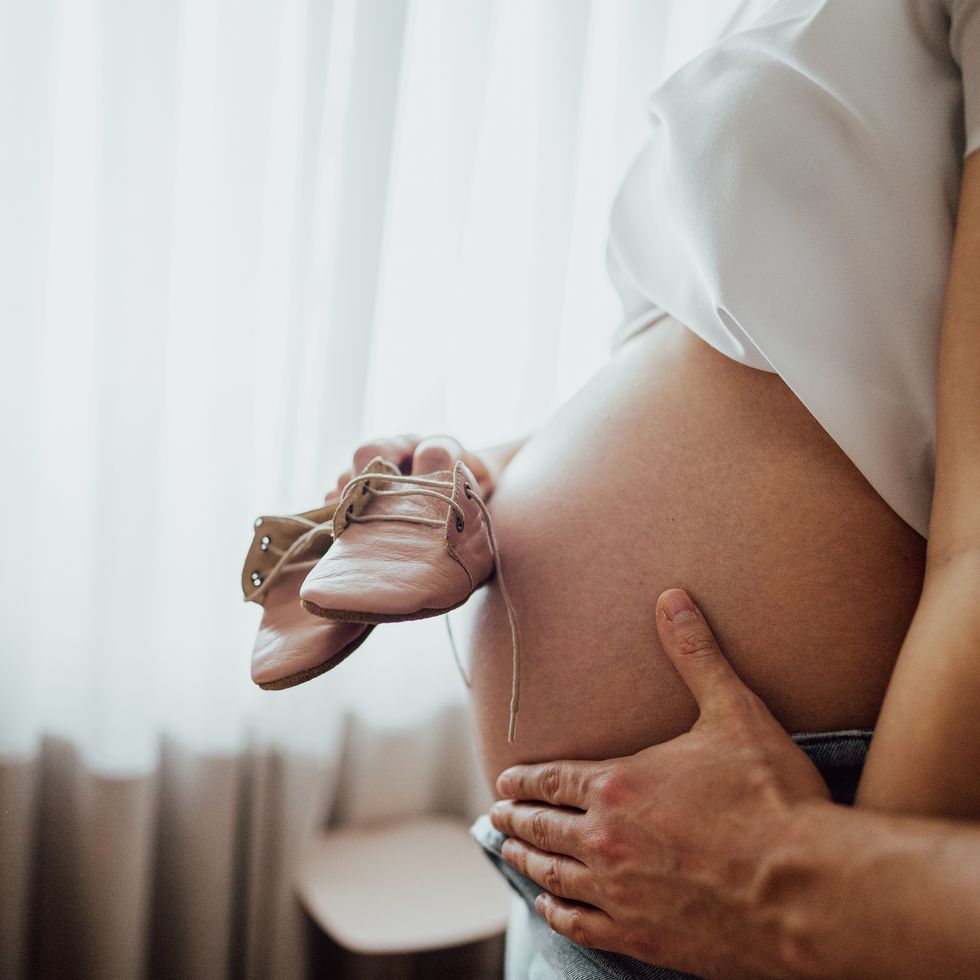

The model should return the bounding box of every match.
[297,815,514,979]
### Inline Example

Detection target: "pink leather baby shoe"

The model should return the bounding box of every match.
[299,457,494,623]
[243,501,372,690]
[298,456,523,741]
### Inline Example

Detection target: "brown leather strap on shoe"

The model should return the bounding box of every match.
[241,501,338,605]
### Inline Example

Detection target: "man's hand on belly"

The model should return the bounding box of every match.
[488,589,831,978]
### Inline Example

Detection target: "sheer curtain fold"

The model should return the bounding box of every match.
[0,1,742,977]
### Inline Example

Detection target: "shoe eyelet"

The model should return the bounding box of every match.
[463,482,473,500]
[251,571,263,587]
[259,535,271,551]
[362,482,370,495]
[345,504,354,526]
[254,517,264,528]
[456,516,465,533]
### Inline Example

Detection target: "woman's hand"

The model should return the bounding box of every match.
[490,589,830,978]
[332,434,507,500]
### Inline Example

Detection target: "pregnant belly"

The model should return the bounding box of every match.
[455,317,926,792]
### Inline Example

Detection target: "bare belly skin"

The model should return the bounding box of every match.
[454,317,926,793]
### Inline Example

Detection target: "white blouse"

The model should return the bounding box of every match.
[606,0,980,537]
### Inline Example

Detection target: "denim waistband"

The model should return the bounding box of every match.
[471,728,872,980]
[789,728,872,804]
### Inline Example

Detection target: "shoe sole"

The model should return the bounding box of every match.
[299,595,471,625]
[256,625,375,690]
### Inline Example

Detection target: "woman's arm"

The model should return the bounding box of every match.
[857,150,980,816]
[475,436,528,483]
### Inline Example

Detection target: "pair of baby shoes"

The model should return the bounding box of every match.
[242,457,522,739]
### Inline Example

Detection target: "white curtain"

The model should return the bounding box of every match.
[0,1,753,977]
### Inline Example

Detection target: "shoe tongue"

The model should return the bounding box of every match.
[335,458,455,533]
[413,467,453,482]
[363,457,402,477]
[363,467,454,522]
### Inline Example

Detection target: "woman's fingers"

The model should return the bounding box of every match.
[336,432,495,499]
[413,435,496,495]
[413,435,466,474]
[352,433,420,475]
[330,470,352,499]
[331,434,420,499]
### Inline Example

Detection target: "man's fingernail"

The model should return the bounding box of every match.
[661,589,698,623]
[497,768,517,793]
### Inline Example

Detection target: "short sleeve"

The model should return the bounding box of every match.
[949,0,980,157]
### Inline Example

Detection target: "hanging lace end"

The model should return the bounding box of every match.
[503,580,521,744]
[444,612,471,689]
[468,489,523,745]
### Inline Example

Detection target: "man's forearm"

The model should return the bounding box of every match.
[768,801,980,978]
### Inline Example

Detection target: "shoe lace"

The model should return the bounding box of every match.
[245,519,334,606]
[342,471,523,743]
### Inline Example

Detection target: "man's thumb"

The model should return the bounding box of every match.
[655,589,745,717]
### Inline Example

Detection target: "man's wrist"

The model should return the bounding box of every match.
[762,798,980,980]
[767,799,908,979]
[753,799,844,979]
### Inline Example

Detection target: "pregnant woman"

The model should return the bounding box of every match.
[256,1,979,976]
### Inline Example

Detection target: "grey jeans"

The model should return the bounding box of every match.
[470,729,872,980]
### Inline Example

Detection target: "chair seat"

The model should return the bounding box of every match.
[295,815,513,955]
